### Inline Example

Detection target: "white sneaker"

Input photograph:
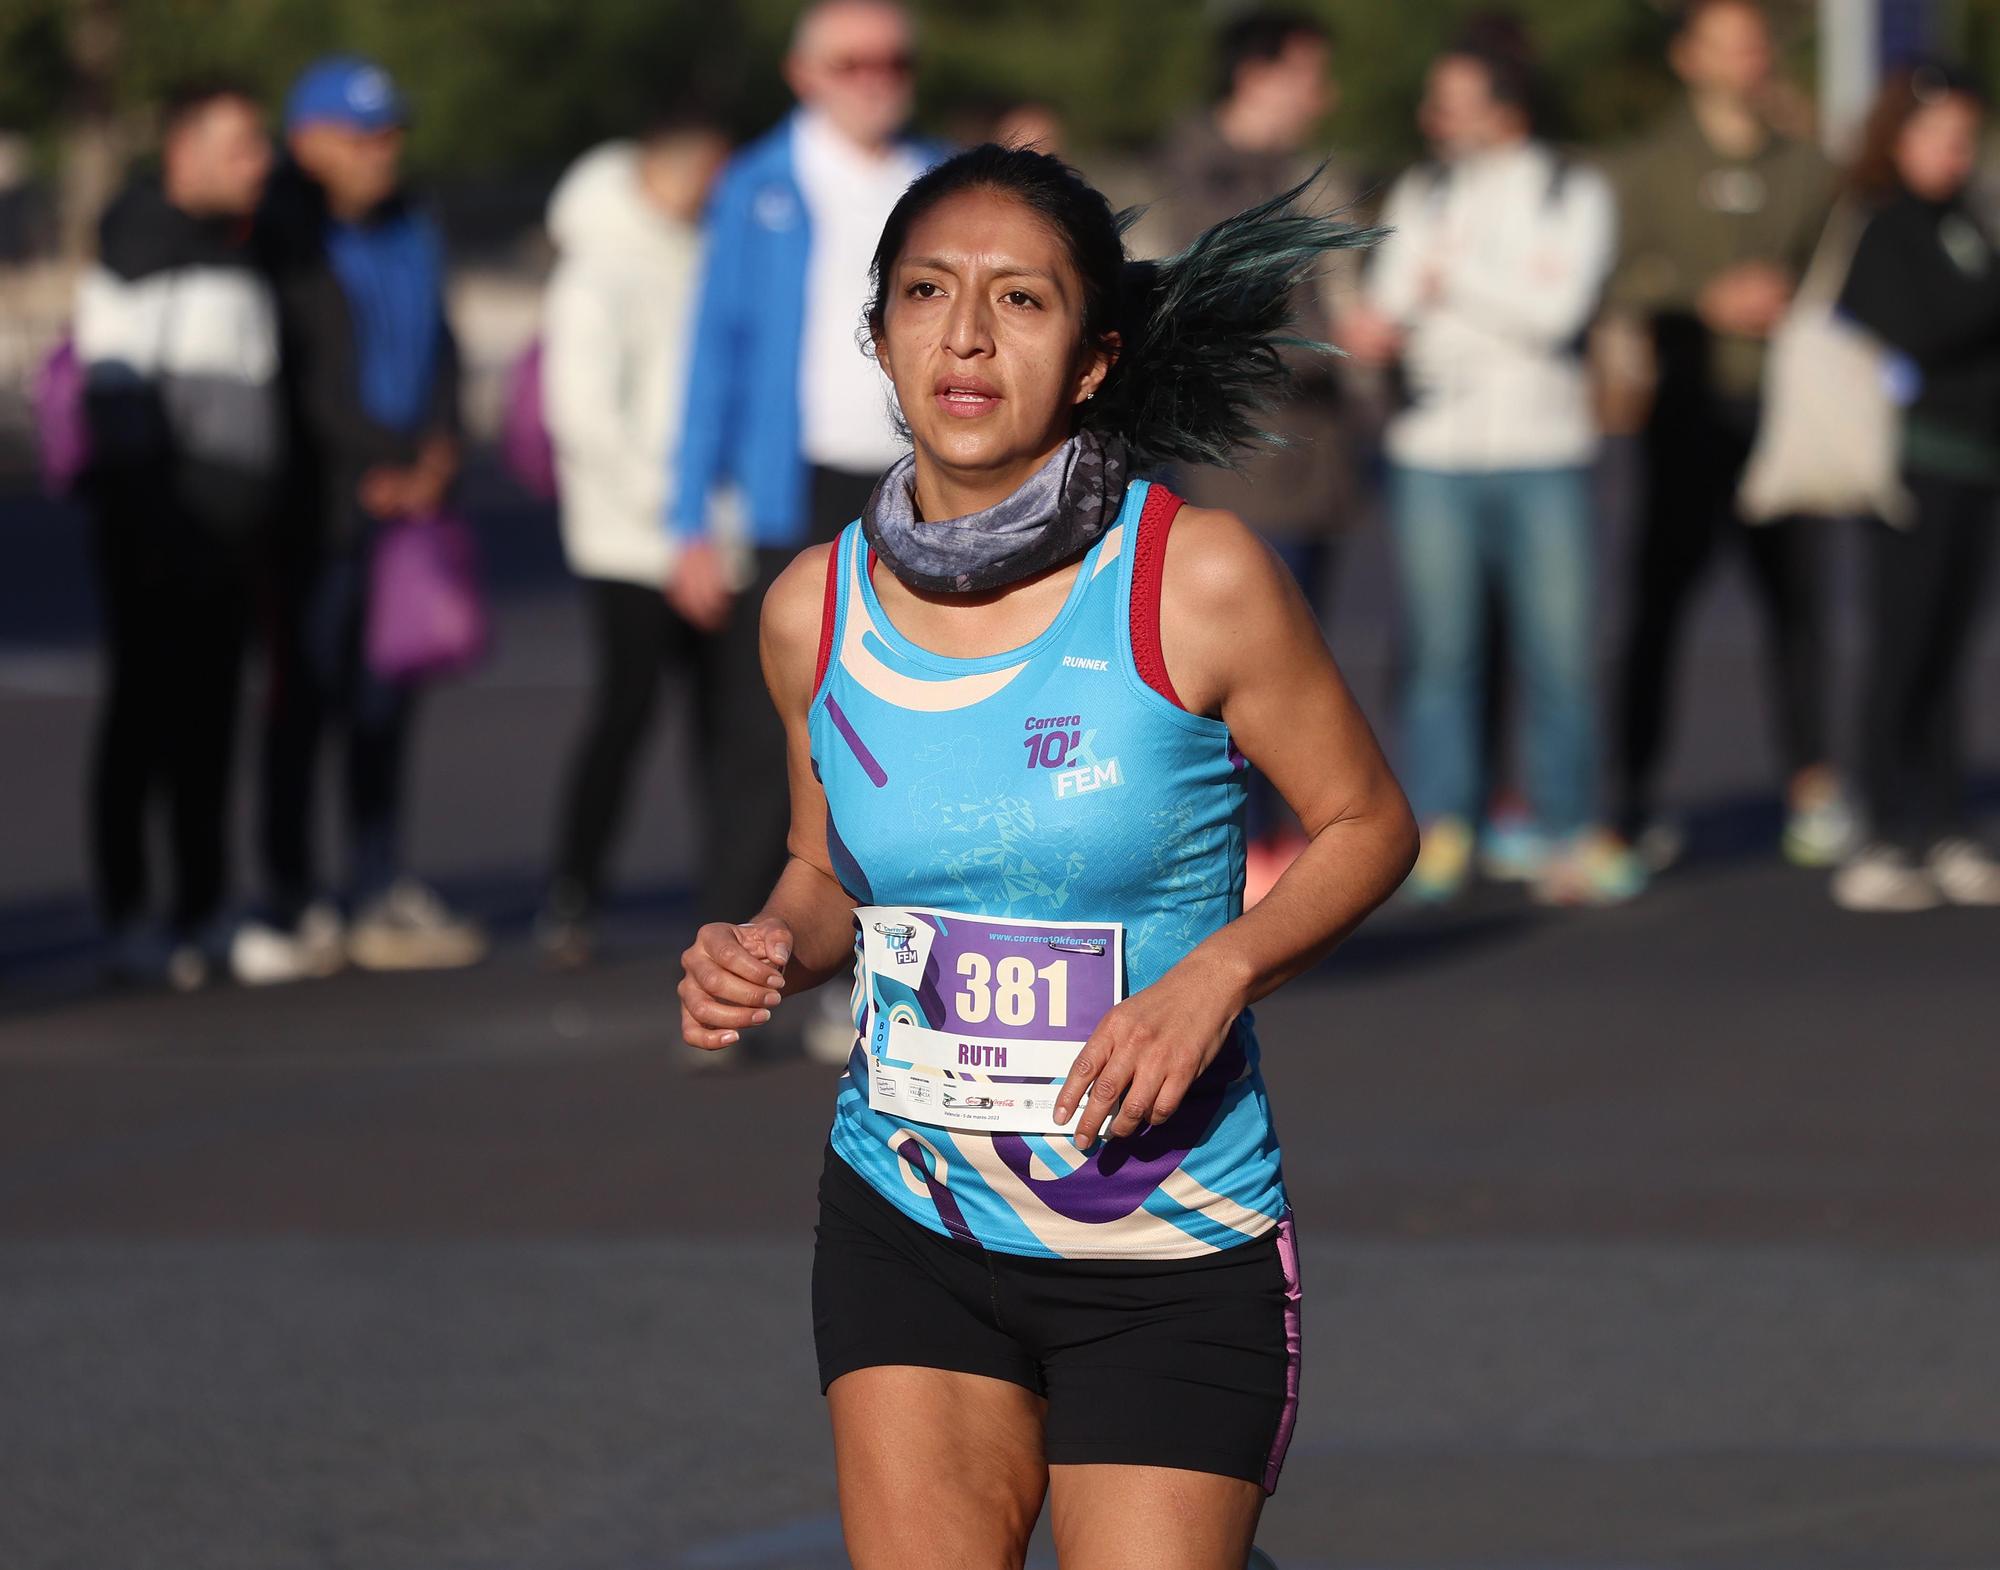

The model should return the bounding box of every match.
[231,901,347,986]
[347,879,487,972]
[1928,838,2000,906]
[1831,846,1944,913]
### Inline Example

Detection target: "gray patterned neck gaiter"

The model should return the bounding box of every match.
[860,431,1131,595]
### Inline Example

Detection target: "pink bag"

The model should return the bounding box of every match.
[499,338,557,501]
[366,512,490,683]
[32,335,90,497]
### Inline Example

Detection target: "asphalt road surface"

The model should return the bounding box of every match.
[3,463,1998,1569]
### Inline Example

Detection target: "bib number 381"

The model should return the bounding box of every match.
[855,905,1124,1135]
[954,952,1070,1029]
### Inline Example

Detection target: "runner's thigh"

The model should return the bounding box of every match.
[1047,1462,1263,1570]
[829,1365,1048,1570]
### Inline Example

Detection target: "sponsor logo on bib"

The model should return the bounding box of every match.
[873,920,920,963]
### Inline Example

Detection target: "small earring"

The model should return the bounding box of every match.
[1084,391,1095,401]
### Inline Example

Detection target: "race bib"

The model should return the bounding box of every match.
[855,905,1124,1134]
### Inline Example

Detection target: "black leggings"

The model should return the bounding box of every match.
[1615,406,1828,836]
[259,543,414,915]
[1858,474,1999,851]
[90,510,250,935]
[552,578,713,911]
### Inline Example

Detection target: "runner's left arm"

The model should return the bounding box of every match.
[1055,506,1418,1144]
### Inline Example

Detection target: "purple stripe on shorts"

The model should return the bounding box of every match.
[1262,1211,1303,1494]
[825,694,888,787]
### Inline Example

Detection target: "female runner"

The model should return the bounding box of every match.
[677,144,1417,1569]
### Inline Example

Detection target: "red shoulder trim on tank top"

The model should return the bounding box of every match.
[1129,484,1187,710]
[815,542,883,694]
[812,540,841,693]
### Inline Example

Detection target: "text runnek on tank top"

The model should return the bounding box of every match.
[810,479,1288,1260]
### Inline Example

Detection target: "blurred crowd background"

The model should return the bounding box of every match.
[1,0,1998,1011]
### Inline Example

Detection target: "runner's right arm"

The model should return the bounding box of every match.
[677,545,858,1051]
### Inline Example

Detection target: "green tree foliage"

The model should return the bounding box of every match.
[0,4,67,135]
[0,0,1958,177]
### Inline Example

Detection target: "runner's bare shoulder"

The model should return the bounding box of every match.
[1157,504,1310,718]
[761,543,838,712]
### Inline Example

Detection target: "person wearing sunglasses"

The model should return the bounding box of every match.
[665,1,944,1062]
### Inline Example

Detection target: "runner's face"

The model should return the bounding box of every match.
[1896,94,1984,203]
[876,189,1114,487]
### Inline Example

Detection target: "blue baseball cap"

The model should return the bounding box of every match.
[285,56,408,134]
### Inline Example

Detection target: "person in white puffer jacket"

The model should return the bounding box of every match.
[539,120,728,962]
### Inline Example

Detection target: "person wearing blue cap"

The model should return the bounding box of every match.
[231,55,485,983]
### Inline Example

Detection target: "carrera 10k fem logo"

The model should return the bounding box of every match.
[1023,714,1123,799]
[872,921,920,963]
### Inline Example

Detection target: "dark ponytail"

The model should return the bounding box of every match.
[865,144,1375,473]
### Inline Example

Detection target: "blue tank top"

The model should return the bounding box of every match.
[810,478,1288,1260]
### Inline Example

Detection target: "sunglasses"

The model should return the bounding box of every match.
[826,51,915,79]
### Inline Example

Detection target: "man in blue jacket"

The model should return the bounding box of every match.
[666,0,940,1042]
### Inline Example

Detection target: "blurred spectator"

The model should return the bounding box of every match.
[1831,64,2000,912]
[1156,7,1354,901]
[1606,0,1845,870]
[667,0,941,1056]
[232,57,485,983]
[536,117,729,964]
[76,80,282,988]
[1345,30,1638,906]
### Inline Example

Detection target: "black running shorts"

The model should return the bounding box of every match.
[811,1146,1302,1491]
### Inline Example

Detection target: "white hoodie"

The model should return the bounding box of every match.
[1369,141,1615,473]
[542,141,699,586]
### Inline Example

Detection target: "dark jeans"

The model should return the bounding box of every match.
[1246,536,1338,845]
[1615,403,1827,838]
[259,537,414,918]
[89,510,250,935]
[1858,473,1998,851]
